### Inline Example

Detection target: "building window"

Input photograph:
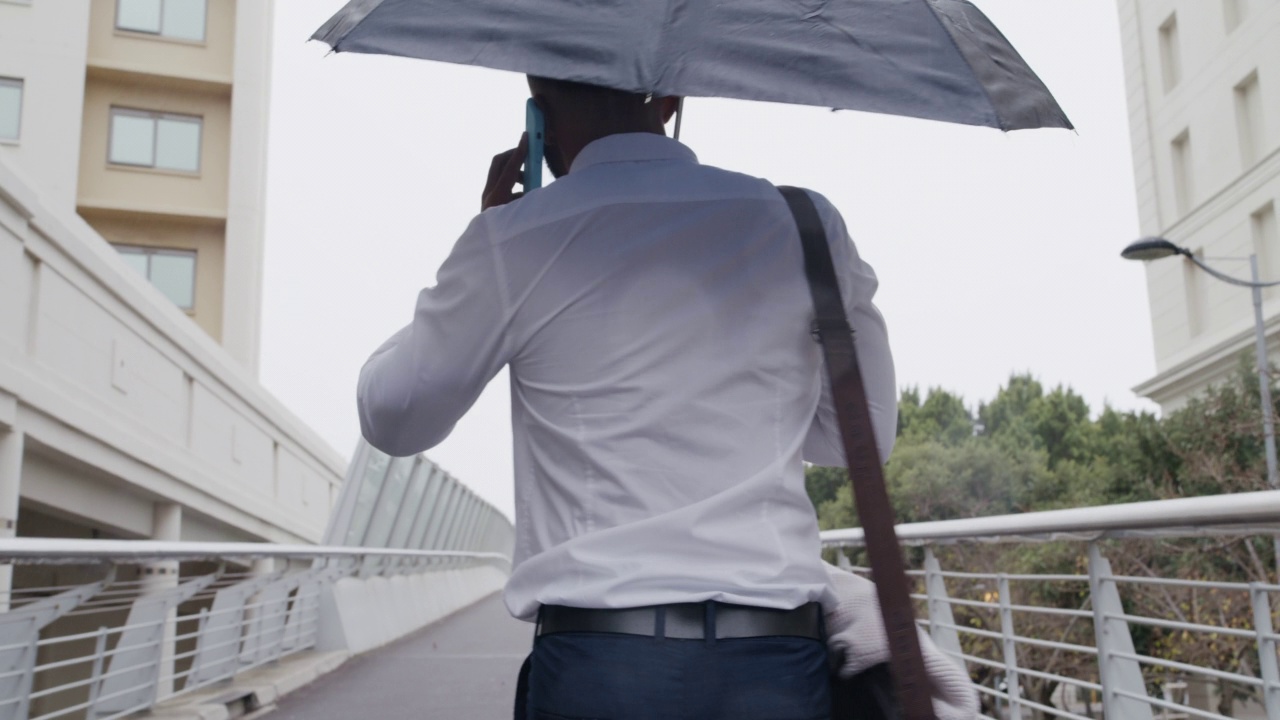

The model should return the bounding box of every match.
[108,108,201,173]
[115,245,197,310]
[1224,0,1244,33]
[116,0,207,42]
[1184,249,1206,338]
[1159,13,1181,93]
[1235,71,1266,169]
[0,78,21,142]
[1171,130,1194,216]
[1256,202,1279,296]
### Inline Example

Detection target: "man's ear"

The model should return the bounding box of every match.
[660,96,681,125]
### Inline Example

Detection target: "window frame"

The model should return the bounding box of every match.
[114,244,198,311]
[1159,13,1182,94]
[0,77,23,144]
[1223,0,1243,34]
[1235,70,1265,169]
[1183,249,1206,338]
[107,106,203,174]
[1253,201,1278,298]
[1171,129,1193,216]
[114,0,208,44]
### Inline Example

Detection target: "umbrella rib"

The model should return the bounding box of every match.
[918,0,1005,132]
[806,8,916,80]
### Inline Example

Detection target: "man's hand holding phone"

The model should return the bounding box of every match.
[481,132,528,211]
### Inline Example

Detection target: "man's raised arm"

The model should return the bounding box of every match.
[357,217,512,457]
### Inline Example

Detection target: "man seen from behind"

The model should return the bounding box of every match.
[357,77,897,720]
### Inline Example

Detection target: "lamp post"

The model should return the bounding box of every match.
[1122,237,1280,489]
[1124,237,1280,583]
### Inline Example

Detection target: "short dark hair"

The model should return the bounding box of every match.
[528,76,652,116]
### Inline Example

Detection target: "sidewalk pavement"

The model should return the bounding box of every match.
[266,592,532,720]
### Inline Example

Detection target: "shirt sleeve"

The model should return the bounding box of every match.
[800,190,897,467]
[356,216,512,457]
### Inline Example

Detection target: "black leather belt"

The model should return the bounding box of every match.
[537,602,823,640]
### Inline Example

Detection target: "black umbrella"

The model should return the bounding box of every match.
[313,0,1071,132]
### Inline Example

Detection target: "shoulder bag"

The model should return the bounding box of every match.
[777,186,937,720]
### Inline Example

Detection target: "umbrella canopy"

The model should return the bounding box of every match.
[313,0,1071,132]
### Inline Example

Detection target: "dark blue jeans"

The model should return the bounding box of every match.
[525,631,831,720]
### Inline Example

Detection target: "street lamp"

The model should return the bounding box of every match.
[1121,237,1280,489]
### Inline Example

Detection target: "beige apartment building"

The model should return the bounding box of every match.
[0,0,343,559]
[2,0,268,365]
[1116,0,1280,409]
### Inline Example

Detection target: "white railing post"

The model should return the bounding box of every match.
[997,574,1023,720]
[0,429,22,616]
[835,551,852,571]
[1249,583,1280,720]
[86,626,109,709]
[144,503,182,699]
[1087,542,1154,720]
[923,549,963,662]
[92,573,217,718]
[0,575,108,720]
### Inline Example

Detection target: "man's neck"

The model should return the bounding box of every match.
[563,127,667,172]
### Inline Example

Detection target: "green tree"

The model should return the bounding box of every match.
[977,374,1044,441]
[804,466,846,513]
[1027,386,1095,470]
[898,387,974,446]
[814,440,1046,529]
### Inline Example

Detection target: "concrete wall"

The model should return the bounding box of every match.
[1118,0,1280,408]
[221,0,273,375]
[0,157,343,544]
[318,565,510,656]
[0,0,92,212]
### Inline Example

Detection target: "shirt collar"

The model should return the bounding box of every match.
[570,133,699,174]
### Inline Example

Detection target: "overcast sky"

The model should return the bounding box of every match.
[261,0,1156,520]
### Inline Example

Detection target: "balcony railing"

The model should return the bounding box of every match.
[821,490,1280,720]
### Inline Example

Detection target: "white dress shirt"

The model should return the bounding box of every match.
[357,133,896,621]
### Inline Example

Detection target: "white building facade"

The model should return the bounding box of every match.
[1116,0,1280,409]
[0,0,344,561]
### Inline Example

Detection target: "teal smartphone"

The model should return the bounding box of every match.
[524,99,545,191]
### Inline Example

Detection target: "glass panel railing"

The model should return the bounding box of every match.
[386,462,433,549]
[343,450,390,545]
[424,482,460,551]
[329,439,514,559]
[406,468,444,550]
[361,455,415,548]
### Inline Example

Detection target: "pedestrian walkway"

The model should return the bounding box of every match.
[266,592,532,720]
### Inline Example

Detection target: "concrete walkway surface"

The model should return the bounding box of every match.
[265,592,532,720]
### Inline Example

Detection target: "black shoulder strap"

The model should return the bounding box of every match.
[778,186,936,720]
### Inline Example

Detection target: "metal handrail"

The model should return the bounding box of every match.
[0,537,512,563]
[820,490,1280,546]
[822,494,1280,719]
